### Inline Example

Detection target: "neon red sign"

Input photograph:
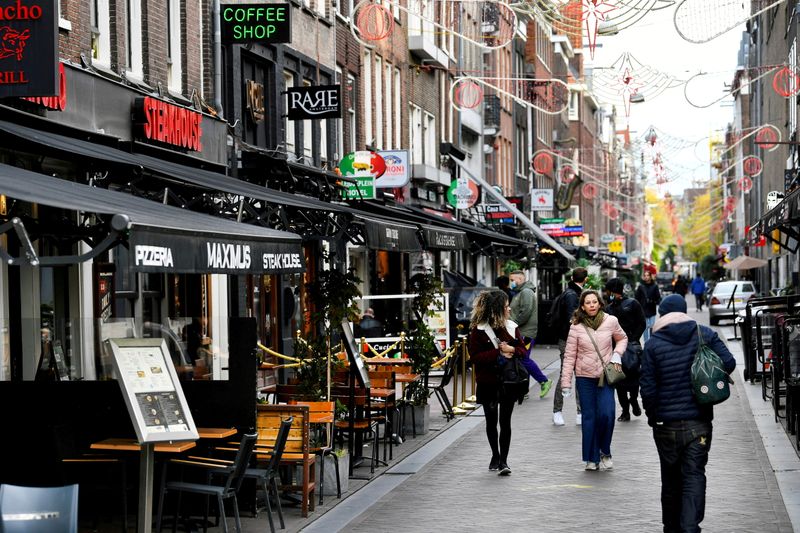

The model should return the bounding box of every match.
[134,96,203,151]
[21,61,65,110]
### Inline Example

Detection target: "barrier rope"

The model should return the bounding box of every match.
[360,332,406,360]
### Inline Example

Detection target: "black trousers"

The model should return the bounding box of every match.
[483,394,516,463]
[616,372,640,415]
[652,420,713,533]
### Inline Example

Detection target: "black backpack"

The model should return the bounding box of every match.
[546,290,569,330]
[499,356,530,404]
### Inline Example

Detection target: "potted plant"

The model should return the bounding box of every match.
[403,269,444,434]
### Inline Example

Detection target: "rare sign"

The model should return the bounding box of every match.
[286,84,341,120]
[0,0,58,97]
[133,96,203,151]
[220,3,291,44]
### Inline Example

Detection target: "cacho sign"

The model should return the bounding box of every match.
[286,84,341,120]
[220,3,291,44]
[0,0,58,98]
[133,96,203,151]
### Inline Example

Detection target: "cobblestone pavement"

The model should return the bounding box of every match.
[295,309,798,533]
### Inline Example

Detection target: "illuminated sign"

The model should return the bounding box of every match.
[0,0,58,98]
[220,3,291,44]
[21,61,65,110]
[133,96,203,151]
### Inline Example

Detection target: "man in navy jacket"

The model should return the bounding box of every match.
[641,294,736,533]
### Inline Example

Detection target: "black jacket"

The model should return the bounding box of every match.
[635,281,661,318]
[557,281,583,341]
[605,296,646,344]
[640,313,736,426]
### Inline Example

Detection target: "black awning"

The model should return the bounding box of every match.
[749,188,800,252]
[358,216,422,252]
[0,163,304,274]
[420,225,469,250]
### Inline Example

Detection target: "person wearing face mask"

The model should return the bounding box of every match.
[603,278,646,422]
[561,290,628,471]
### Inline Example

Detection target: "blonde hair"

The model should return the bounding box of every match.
[470,290,508,330]
[571,289,605,324]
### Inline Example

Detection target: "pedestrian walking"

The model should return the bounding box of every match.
[468,290,528,476]
[552,267,588,426]
[690,273,707,312]
[603,278,646,422]
[508,270,553,398]
[674,275,688,297]
[635,270,661,343]
[495,275,512,302]
[560,289,628,471]
[640,294,736,533]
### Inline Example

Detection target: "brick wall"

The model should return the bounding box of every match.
[58,0,91,63]
[182,0,202,98]
[336,22,365,152]
[142,0,168,88]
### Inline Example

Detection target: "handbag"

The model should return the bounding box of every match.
[486,328,530,402]
[691,324,732,405]
[582,324,626,387]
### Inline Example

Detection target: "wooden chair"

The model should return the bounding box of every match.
[367,370,398,461]
[255,404,316,517]
[290,401,341,504]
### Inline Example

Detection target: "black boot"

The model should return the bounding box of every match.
[631,400,642,417]
[617,412,630,422]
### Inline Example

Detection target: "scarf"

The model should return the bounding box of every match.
[583,310,605,331]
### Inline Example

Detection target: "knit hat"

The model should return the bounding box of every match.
[604,278,625,295]
[658,294,687,316]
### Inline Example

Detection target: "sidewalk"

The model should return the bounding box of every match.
[296,312,799,533]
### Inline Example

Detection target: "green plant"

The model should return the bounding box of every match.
[294,261,361,401]
[502,259,523,275]
[406,270,444,405]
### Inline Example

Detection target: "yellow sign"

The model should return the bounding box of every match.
[0,194,5,216]
[608,240,624,253]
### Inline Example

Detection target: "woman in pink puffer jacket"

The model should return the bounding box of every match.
[560,289,628,471]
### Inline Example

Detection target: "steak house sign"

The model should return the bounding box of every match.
[134,96,203,151]
[0,0,58,98]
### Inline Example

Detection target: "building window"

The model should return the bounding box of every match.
[167,0,183,93]
[283,71,296,155]
[410,104,423,164]
[348,73,357,153]
[394,67,401,149]
[315,0,326,17]
[364,50,373,147]
[126,0,143,79]
[424,111,435,166]
[516,126,527,178]
[303,79,313,161]
[568,90,579,121]
[385,63,392,150]
[336,67,344,160]
[90,0,111,67]
[375,56,383,149]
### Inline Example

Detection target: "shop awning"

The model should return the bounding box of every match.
[357,216,422,252]
[420,225,470,250]
[0,163,305,274]
[748,187,800,252]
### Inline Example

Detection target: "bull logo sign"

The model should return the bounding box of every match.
[0,1,59,98]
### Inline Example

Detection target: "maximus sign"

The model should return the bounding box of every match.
[220,3,291,44]
[0,0,58,98]
[286,85,341,120]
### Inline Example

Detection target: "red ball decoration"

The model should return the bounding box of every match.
[738,176,753,193]
[743,156,763,177]
[622,220,636,235]
[582,183,597,199]
[356,3,394,41]
[532,152,553,174]
[755,126,778,150]
[773,66,800,98]
[454,79,483,109]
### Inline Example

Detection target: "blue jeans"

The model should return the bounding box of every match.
[643,315,656,343]
[652,420,712,533]
[575,377,616,463]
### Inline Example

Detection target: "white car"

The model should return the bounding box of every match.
[708,281,757,325]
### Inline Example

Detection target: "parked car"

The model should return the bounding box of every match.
[656,272,674,294]
[708,280,758,325]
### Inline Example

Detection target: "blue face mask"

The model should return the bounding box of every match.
[510,281,517,290]
[607,294,616,302]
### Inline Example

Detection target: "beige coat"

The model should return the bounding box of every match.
[560,314,628,388]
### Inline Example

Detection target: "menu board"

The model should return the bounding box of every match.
[107,338,198,443]
[340,319,370,388]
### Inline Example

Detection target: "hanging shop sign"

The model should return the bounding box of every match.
[340,176,376,200]
[540,217,583,237]
[220,3,291,44]
[484,196,523,224]
[608,236,626,254]
[375,150,410,188]
[531,188,554,211]
[286,84,341,120]
[447,177,479,209]
[600,233,615,244]
[0,0,58,98]
[133,96,203,151]
[21,61,65,110]
[339,151,385,200]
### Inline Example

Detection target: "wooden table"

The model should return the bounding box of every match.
[196,427,237,439]
[91,438,196,453]
[367,357,411,366]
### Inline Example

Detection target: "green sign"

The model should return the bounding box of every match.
[341,176,375,200]
[220,3,291,44]
[538,217,564,224]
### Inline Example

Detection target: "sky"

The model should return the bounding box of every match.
[585,1,748,196]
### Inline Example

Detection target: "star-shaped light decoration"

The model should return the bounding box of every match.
[618,67,642,116]
[582,0,616,59]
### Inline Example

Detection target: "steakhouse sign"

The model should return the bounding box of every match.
[0,0,58,98]
[133,96,203,151]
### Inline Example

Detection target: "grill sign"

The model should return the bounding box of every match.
[134,96,203,151]
[0,0,58,98]
[286,85,341,120]
[221,3,291,44]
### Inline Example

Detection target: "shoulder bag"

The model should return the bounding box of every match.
[582,323,626,387]
[486,328,530,401]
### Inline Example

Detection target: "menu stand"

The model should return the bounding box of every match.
[139,442,155,533]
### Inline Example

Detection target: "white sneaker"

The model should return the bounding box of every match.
[553,412,565,426]
[585,462,598,471]
[601,455,613,470]
[576,414,582,426]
